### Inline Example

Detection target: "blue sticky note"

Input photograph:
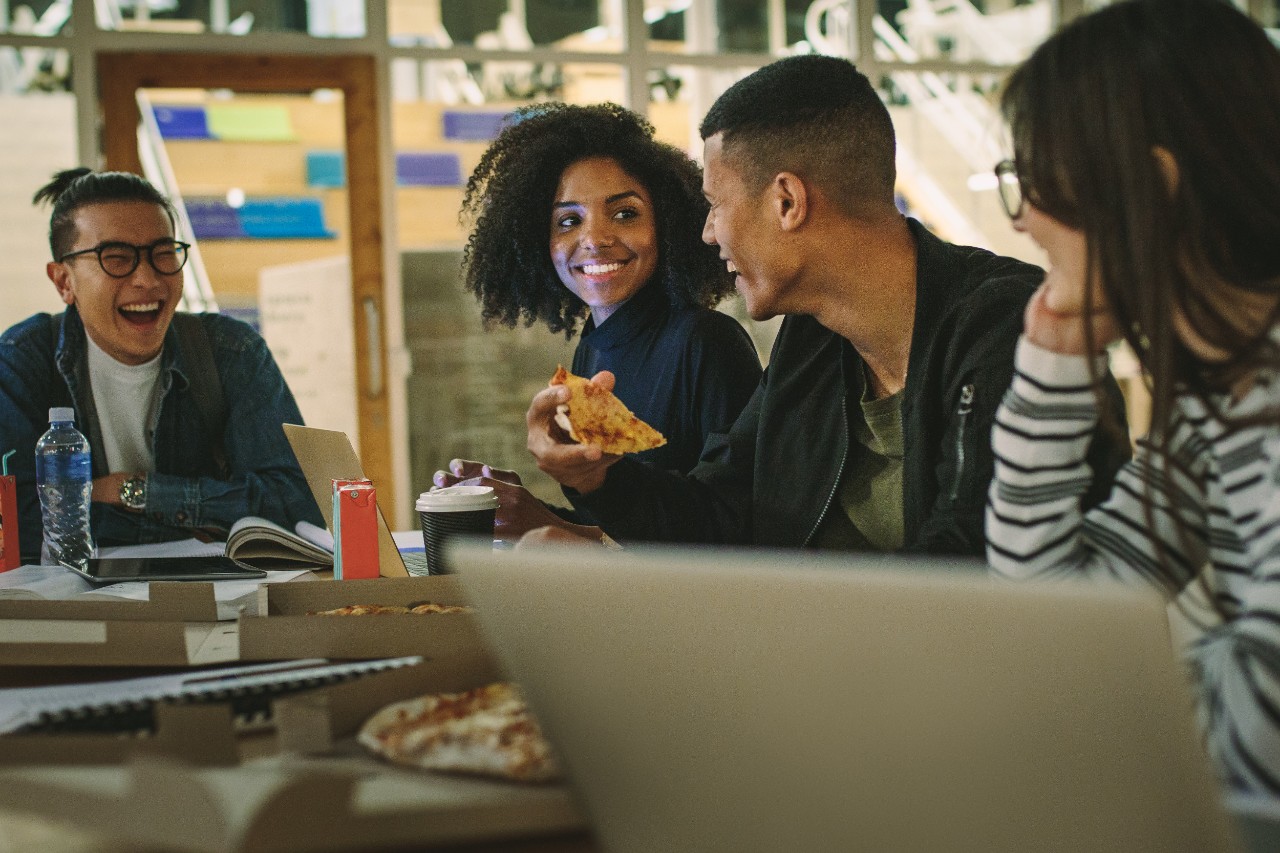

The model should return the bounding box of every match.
[396,152,462,186]
[185,197,246,239]
[307,151,346,188]
[238,197,334,239]
[442,110,510,142]
[153,105,212,140]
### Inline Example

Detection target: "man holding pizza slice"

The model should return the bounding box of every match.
[524,55,1131,555]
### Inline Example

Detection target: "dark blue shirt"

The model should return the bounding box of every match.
[571,282,762,475]
[0,306,322,559]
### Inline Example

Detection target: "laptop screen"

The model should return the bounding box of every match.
[450,542,1239,853]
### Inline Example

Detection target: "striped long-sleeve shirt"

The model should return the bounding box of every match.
[987,336,1280,797]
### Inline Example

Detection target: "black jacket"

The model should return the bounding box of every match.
[571,219,1131,555]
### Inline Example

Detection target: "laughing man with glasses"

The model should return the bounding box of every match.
[0,168,321,560]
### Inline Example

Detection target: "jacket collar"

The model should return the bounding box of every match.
[56,305,190,393]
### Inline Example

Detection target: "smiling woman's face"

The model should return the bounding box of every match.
[549,156,658,326]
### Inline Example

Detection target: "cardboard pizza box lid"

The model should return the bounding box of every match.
[0,581,228,622]
[0,749,588,852]
[0,619,239,667]
[238,577,501,675]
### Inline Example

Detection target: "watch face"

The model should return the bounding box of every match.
[120,477,146,510]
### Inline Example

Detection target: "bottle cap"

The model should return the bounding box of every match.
[48,407,74,424]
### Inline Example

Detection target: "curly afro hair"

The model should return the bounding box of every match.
[461,102,733,337]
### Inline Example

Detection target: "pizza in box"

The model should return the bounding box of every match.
[358,682,560,783]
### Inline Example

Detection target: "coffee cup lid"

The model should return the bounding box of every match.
[416,484,499,512]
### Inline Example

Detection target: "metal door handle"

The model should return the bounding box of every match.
[363,297,382,398]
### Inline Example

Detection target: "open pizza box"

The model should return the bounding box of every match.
[0,754,589,852]
[0,618,239,669]
[0,612,503,762]
[0,657,452,766]
[238,576,500,669]
[0,653,589,851]
[0,581,261,668]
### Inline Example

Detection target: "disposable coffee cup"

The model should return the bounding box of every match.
[415,485,499,575]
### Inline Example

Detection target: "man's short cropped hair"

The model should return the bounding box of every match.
[699,55,896,218]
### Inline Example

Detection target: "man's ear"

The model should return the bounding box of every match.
[1152,146,1180,197]
[771,172,809,232]
[47,261,75,306]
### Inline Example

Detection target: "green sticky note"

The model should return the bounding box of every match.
[206,104,296,142]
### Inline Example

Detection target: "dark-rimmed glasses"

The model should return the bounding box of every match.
[57,239,190,278]
[994,160,1025,220]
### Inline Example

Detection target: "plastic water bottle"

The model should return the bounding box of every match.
[35,407,94,567]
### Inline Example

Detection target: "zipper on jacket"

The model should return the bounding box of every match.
[949,383,975,503]
[802,400,850,547]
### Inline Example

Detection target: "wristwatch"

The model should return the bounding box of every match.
[119,475,148,511]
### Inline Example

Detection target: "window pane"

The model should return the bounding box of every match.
[0,43,69,93]
[391,0,621,54]
[93,1,364,37]
[3,1,71,36]
[881,69,1038,263]
[649,0,814,56]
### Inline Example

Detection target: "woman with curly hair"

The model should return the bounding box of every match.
[435,102,761,541]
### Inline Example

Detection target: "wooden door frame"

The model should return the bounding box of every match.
[97,51,396,524]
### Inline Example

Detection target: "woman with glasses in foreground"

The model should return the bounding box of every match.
[0,168,321,558]
[986,0,1280,795]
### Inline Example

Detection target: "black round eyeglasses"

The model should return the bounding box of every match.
[994,160,1025,220]
[58,239,191,278]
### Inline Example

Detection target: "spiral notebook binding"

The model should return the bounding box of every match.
[11,655,422,736]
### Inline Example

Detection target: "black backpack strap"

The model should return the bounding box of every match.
[172,313,229,477]
[46,312,72,409]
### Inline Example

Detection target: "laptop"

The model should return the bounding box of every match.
[449,542,1241,853]
[282,423,415,577]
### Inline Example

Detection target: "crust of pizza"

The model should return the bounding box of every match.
[357,682,560,783]
[408,601,471,615]
[308,602,472,616]
[309,604,410,616]
[549,365,666,454]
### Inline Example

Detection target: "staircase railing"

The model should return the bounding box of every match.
[135,89,219,313]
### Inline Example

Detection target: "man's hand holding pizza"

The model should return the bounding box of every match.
[526,371,622,495]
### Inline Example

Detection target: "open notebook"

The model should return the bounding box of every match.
[450,542,1241,853]
[0,656,422,735]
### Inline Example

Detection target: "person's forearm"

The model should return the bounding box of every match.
[144,469,316,536]
[987,337,1199,595]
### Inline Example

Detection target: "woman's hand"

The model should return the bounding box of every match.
[441,474,599,542]
[1024,277,1122,356]
[433,459,523,488]
[526,370,622,494]
[516,524,608,549]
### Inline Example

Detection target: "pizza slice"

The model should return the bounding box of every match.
[549,365,667,454]
[357,682,560,783]
[309,604,412,616]
[308,602,472,616]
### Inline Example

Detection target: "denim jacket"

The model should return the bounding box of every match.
[0,306,322,559]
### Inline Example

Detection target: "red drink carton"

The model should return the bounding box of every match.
[331,478,379,580]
